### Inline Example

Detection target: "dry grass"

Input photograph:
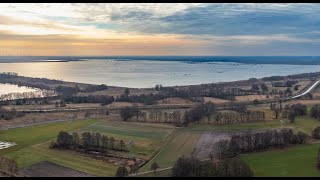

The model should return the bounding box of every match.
[203,97,230,104]
[157,97,195,105]
[236,95,273,102]
[4,103,102,111]
[0,112,80,127]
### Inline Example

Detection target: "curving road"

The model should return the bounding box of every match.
[287,80,320,100]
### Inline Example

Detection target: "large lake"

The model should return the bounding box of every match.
[0,59,320,88]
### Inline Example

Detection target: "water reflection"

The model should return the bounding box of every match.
[0,60,320,88]
[0,83,57,101]
[0,83,37,95]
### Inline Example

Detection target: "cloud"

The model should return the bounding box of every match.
[0,3,320,55]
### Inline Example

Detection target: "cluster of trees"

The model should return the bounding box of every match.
[270,102,307,122]
[214,111,265,125]
[83,84,108,93]
[150,110,184,126]
[154,84,164,91]
[290,103,308,116]
[216,129,308,159]
[262,71,320,82]
[172,156,253,177]
[312,127,320,139]
[55,84,109,99]
[63,95,114,106]
[155,84,258,101]
[0,108,24,120]
[227,102,247,113]
[55,85,81,98]
[310,105,320,119]
[120,106,141,121]
[51,131,128,152]
[184,102,216,125]
[116,93,165,105]
[119,106,185,126]
[115,166,129,177]
[0,157,18,176]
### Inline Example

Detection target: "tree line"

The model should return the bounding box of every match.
[63,95,114,106]
[55,84,108,98]
[0,107,25,120]
[172,156,253,177]
[214,111,265,125]
[50,131,128,153]
[120,106,185,126]
[261,71,320,81]
[216,129,308,160]
[270,102,307,121]
[184,102,216,126]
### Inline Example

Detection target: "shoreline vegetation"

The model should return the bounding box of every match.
[1,56,320,65]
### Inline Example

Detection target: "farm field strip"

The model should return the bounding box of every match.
[84,121,174,140]
[140,127,202,172]
[192,131,234,160]
[241,143,320,177]
[0,119,98,155]
[199,116,320,136]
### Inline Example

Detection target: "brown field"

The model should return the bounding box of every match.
[203,97,230,104]
[19,161,94,177]
[284,99,320,106]
[235,95,274,102]
[157,97,195,105]
[0,112,81,128]
[106,102,144,108]
[191,131,234,160]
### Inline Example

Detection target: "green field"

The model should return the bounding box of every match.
[0,119,98,156]
[2,113,320,177]
[0,119,119,176]
[82,120,176,159]
[0,119,176,176]
[193,116,320,135]
[242,143,320,177]
[140,127,202,172]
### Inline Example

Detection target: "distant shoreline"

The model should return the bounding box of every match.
[0,56,320,65]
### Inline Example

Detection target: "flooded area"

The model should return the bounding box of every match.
[0,83,57,101]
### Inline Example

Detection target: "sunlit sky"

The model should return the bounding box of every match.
[1,3,320,56]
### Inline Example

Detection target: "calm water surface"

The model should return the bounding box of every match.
[0,60,320,88]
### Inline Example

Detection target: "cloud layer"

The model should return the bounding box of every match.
[0,3,319,56]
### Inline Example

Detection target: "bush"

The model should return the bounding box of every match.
[115,166,128,177]
[312,127,320,139]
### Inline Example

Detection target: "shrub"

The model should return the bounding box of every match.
[312,127,320,139]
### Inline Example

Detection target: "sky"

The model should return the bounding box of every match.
[0,3,320,56]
